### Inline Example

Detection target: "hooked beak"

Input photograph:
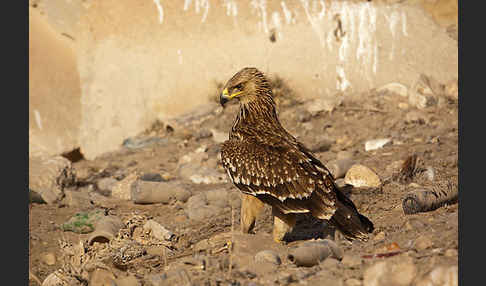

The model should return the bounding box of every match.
[220,88,230,107]
[220,88,243,107]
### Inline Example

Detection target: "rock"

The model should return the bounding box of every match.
[185,193,223,221]
[210,128,228,143]
[194,128,212,140]
[62,189,92,207]
[414,235,434,251]
[415,265,458,286]
[445,80,458,100]
[409,91,437,109]
[363,256,417,286]
[344,165,382,188]
[178,151,228,184]
[398,102,409,110]
[178,151,208,166]
[327,158,355,179]
[41,252,56,266]
[336,150,354,160]
[309,136,335,153]
[188,170,228,184]
[122,136,168,149]
[206,188,241,208]
[90,268,116,286]
[346,278,363,286]
[297,109,313,123]
[111,172,138,200]
[131,180,192,204]
[88,215,125,245]
[161,172,174,181]
[341,254,362,268]
[445,248,458,257]
[114,274,141,286]
[97,177,118,192]
[255,250,282,265]
[305,96,343,115]
[374,231,386,241]
[143,220,175,241]
[425,167,435,181]
[320,257,340,268]
[288,239,342,267]
[29,156,76,204]
[140,173,164,182]
[377,82,408,97]
[364,138,391,151]
[404,218,426,231]
[405,110,429,124]
[42,270,78,286]
[145,269,191,286]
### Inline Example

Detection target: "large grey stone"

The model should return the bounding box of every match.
[29,156,76,204]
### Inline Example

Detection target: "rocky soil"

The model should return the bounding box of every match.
[29,74,458,286]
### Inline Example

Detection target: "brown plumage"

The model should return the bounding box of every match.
[220,67,374,242]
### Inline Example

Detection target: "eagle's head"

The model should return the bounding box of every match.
[220,67,273,107]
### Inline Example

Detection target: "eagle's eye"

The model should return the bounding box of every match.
[234,83,243,90]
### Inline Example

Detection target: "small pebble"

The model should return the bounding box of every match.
[90,268,116,286]
[445,248,458,257]
[374,231,386,241]
[398,102,409,110]
[377,82,408,97]
[140,173,163,182]
[345,278,362,286]
[255,250,282,265]
[320,257,340,268]
[415,265,458,286]
[405,111,429,124]
[414,235,434,251]
[210,129,228,143]
[97,177,118,192]
[364,138,391,151]
[341,254,362,268]
[41,252,56,266]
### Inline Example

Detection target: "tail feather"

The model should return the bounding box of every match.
[329,188,374,241]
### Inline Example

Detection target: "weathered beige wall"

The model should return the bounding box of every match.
[29,8,81,158]
[29,0,458,160]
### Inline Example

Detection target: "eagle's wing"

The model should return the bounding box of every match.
[221,137,337,218]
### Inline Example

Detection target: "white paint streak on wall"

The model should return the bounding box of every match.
[223,0,238,17]
[336,66,350,91]
[373,42,378,74]
[337,2,350,62]
[280,1,294,24]
[195,0,210,23]
[355,3,378,78]
[271,11,283,39]
[251,0,269,34]
[385,10,400,60]
[401,10,408,36]
[34,109,43,130]
[300,0,327,47]
[177,49,183,64]
[153,0,164,24]
[183,0,191,11]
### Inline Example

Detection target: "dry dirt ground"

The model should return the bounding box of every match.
[29,77,458,286]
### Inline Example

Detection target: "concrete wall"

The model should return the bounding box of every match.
[29,0,458,160]
[29,8,81,158]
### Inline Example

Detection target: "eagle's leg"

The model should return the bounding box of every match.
[272,207,296,243]
[240,194,265,234]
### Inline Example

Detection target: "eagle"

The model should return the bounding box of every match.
[219,67,374,243]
